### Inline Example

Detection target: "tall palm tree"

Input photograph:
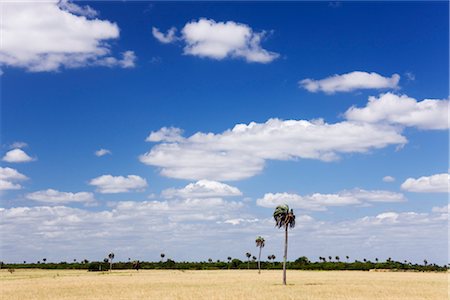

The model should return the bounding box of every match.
[335,256,340,262]
[255,236,265,274]
[273,204,296,285]
[160,253,165,262]
[271,254,276,266]
[227,256,232,269]
[246,252,251,269]
[108,252,114,271]
[346,256,349,262]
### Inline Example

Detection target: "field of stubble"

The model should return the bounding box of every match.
[1,269,448,300]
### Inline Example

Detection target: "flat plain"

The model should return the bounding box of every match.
[1,269,448,300]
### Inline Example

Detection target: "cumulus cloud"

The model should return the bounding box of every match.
[89,175,148,193]
[401,173,449,193]
[140,119,405,181]
[162,180,242,199]
[153,18,279,63]
[2,148,34,163]
[0,167,28,191]
[345,93,449,130]
[26,189,95,205]
[256,189,405,211]
[299,71,400,94]
[146,127,184,142]
[152,27,178,44]
[382,176,396,182]
[94,149,112,157]
[0,1,135,72]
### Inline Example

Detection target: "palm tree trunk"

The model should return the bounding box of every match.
[258,246,262,274]
[283,225,288,285]
[247,259,250,270]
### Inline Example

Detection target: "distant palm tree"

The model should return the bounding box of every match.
[375,258,379,263]
[328,256,332,261]
[23,261,26,264]
[227,256,232,269]
[335,256,340,262]
[273,204,296,285]
[42,258,47,264]
[208,258,213,263]
[346,256,349,262]
[255,236,265,274]
[160,253,165,262]
[246,252,251,269]
[108,252,114,271]
[73,259,76,263]
[271,255,276,266]
[423,259,428,266]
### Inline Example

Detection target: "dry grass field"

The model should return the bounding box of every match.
[1,269,448,300]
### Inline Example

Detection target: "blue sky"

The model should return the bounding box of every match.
[1,1,448,265]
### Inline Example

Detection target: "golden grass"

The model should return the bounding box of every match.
[1,269,448,300]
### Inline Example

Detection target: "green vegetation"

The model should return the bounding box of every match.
[1,258,446,272]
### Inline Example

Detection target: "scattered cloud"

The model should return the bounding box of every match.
[0,202,446,265]
[404,72,415,81]
[152,27,178,44]
[140,119,405,181]
[401,173,449,193]
[95,149,112,157]
[0,167,28,191]
[0,0,135,72]
[26,189,95,205]
[382,176,396,183]
[153,18,279,63]
[299,71,400,94]
[9,142,28,149]
[2,149,34,163]
[89,175,148,193]
[256,189,405,211]
[345,93,449,130]
[162,180,242,199]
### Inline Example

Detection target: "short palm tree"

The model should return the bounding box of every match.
[255,236,265,274]
[108,252,114,271]
[246,252,251,269]
[273,204,295,285]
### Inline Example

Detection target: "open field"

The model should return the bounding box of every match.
[1,269,448,300]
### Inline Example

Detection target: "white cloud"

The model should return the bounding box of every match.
[299,71,400,94]
[140,119,405,181]
[0,202,447,265]
[401,173,449,193]
[26,189,95,204]
[95,149,112,157]
[153,18,279,63]
[0,167,28,191]
[0,1,135,72]
[152,27,178,44]
[2,148,34,163]
[89,175,148,193]
[256,189,405,211]
[345,93,449,130]
[58,0,97,18]
[162,180,242,199]
[146,127,184,142]
[382,176,396,183]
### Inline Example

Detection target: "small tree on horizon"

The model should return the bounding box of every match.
[108,252,114,271]
[246,252,251,269]
[273,204,296,285]
[255,236,265,274]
